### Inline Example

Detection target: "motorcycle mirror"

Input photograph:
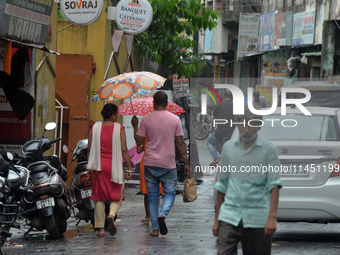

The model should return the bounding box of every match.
[62,145,68,154]
[6,152,13,161]
[42,122,57,137]
[45,122,57,131]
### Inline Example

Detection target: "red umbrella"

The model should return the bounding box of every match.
[118,97,185,116]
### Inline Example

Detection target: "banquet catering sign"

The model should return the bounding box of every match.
[116,0,153,34]
[60,0,103,26]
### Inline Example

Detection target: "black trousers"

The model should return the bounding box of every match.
[216,221,272,255]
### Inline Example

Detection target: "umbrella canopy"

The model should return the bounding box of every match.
[92,71,166,102]
[118,97,185,116]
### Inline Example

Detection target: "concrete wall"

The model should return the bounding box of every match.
[33,3,58,141]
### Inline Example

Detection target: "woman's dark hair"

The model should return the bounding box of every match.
[153,91,168,107]
[101,103,118,119]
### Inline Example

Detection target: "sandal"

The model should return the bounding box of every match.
[107,216,117,236]
[96,232,105,237]
[141,217,150,224]
[150,230,159,237]
[157,216,168,235]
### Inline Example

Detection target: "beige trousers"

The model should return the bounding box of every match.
[94,183,124,228]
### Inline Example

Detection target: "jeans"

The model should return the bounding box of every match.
[144,166,177,230]
[207,131,220,161]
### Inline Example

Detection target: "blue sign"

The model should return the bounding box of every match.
[259,12,275,51]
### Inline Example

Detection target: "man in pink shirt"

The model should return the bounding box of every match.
[132,91,190,237]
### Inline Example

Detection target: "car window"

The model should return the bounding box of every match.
[259,115,338,141]
[286,91,340,108]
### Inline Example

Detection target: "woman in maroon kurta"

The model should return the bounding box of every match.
[87,103,132,237]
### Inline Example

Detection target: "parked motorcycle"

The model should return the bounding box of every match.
[17,122,71,239]
[0,152,30,251]
[194,108,213,140]
[64,139,94,226]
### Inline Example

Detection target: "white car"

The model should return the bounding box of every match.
[215,106,340,223]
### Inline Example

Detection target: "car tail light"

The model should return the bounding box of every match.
[80,174,92,187]
[33,180,50,190]
[330,158,340,178]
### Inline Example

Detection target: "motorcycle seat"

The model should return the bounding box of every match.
[74,162,88,175]
[27,161,58,175]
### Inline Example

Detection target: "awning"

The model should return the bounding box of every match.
[0,37,60,55]
[301,52,321,57]
[243,52,266,58]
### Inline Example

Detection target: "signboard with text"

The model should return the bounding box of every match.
[60,0,103,26]
[264,51,289,77]
[292,13,303,46]
[0,0,53,45]
[237,13,260,60]
[274,12,293,46]
[172,74,189,98]
[259,11,275,51]
[116,0,153,34]
[302,11,315,45]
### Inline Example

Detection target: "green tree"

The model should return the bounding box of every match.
[135,0,219,78]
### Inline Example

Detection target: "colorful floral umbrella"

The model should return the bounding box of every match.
[92,72,166,102]
[118,97,185,116]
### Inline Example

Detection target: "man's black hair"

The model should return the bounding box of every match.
[153,91,168,107]
[253,91,260,97]
[224,89,233,100]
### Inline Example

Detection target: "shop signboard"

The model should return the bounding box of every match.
[116,0,153,34]
[302,11,315,45]
[259,11,275,51]
[237,13,259,61]
[0,0,53,45]
[172,74,189,98]
[274,12,293,46]
[292,12,303,46]
[60,0,103,26]
[264,51,289,77]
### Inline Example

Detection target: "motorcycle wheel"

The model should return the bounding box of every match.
[194,124,210,140]
[44,215,59,239]
[57,221,67,237]
[0,225,10,251]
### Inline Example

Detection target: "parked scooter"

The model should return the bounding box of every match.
[0,152,30,252]
[194,107,213,140]
[16,122,71,239]
[63,139,94,226]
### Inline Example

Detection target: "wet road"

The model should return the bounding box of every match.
[3,175,218,255]
[3,139,340,254]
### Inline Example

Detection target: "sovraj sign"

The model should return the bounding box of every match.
[60,0,103,26]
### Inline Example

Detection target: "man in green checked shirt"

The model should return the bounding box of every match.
[212,106,282,255]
